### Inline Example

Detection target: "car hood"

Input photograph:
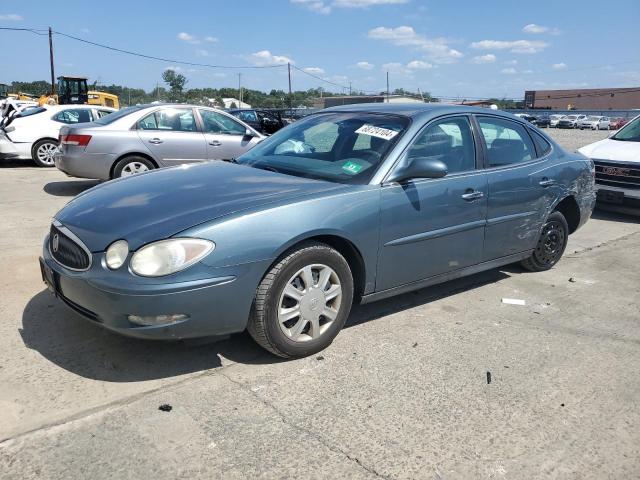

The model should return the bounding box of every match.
[55,162,347,251]
[578,138,640,163]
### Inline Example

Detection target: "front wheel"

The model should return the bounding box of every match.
[31,139,58,167]
[247,242,354,358]
[521,211,569,272]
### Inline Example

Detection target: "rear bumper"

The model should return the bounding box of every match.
[41,239,270,340]
[0,138,30,159]
[55,150,115,180]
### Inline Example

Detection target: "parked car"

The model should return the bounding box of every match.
[557,114,587,129]
[514,113,536,123]
[55,104,264,179]
[609,117,629,130]
[228,108,287,135]
[40,104,595,358]
[549,114,565,128]
[578,115,640,214]
[578,115,610,130]
[0,104,115,167]
[532,115,550,128]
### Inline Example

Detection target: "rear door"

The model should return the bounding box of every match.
[136,107,207,166]
[476,115,556,261]
[197,108,261,161]
[377,115,488,290]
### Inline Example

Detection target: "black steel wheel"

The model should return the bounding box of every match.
[521,211,569,272]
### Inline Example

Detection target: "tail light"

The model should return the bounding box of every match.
[59,134,92,147]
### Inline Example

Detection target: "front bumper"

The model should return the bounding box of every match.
[54,149,116,180]
[595,184,640,215]
[41,239,270,340]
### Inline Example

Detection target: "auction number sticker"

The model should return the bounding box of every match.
[342,161,364,175]
[355,124,399,140]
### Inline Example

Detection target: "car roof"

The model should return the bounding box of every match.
[322,102,519,120]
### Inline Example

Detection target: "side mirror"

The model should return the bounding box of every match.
[244,128,255,138]
[388,157,448,183]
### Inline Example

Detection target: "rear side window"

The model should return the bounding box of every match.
[478,117,536,167]
[235,110,258,123]
[53,109,93,124]
[529,130,552,157]
[139,108,197,132]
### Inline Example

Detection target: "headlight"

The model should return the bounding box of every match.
[105,240,129,269]
[130,238,214,277]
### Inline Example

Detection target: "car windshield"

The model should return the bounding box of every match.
[587,116,600,121]
[18,107,46,118]
[236,112,409,184]
[567,115,578,120]
[612,116,640,142]
[93,105,144,125]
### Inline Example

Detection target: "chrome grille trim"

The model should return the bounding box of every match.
[48,219,93,271]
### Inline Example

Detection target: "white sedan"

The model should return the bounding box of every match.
[0,104,115,167]
[578,115,610,130]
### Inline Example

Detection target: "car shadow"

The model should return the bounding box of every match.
[592,207,640,223]
[0,159,37,168]
[44,179,101,197]
[21,268,511,382]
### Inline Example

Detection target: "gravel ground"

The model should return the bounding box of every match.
[542,127,610,152]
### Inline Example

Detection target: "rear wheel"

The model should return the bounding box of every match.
[113,156,155,178]
[521,211,569,272]
[247,242,354,358]
[31,139,58,167]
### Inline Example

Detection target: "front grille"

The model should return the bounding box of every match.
[594,159,640,190]
[49,224,91,270]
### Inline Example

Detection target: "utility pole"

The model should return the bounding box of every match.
[156,82,160,101]
[349,81,352,96]
[48,27,55,95]
[287,62,292,110]
[386,71,389,103]
[237,73,242,106]
[417,87,425,102]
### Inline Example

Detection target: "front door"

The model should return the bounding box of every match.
[137,107,207,166]
[197,109,261,161]
[378,115,488,291]
[476,115,554,260]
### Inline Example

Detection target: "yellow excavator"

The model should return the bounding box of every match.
[38,76,119,109]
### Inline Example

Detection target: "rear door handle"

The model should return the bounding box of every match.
[148,138,163,144]
[209,140,222,147]
[539,178,556,187]
[461,190,484,201]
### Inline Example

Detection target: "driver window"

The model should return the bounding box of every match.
[200,109,246,135]
[407,117,476,174]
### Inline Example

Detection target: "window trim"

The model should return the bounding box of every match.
[473,114,545,170]
[196,107,251,136]
[526,127,554,159]
[383,113,482,184]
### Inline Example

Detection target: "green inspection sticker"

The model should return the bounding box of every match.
[342,161,363,175]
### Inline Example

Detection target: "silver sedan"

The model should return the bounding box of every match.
[54,104,264,179]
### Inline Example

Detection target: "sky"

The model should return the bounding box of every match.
[1,0,639,99]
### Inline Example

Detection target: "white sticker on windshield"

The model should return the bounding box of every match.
[355,124,399,141]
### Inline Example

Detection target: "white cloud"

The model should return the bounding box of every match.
[303,66,325,74]
[177,32,199,44]
[406,60,432,70]
[552,62,567,70]
[504,59,518,65]
[523,23,562,35]
[368,26,463,63]
[522,69,534,74]
[355,61,375,70]
[249,50,294,66]
[471,54,496,64]
[0,14,23,21]
[196,49,209,57]
[501,67,517,75]
[470,39,549,54]
[291,0,407,14]
[204,36,218,43]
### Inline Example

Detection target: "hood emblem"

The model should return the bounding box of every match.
[52,233,59,253]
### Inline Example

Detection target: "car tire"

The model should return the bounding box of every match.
[112,156,155,178]
[521,211,569,272]
[31,139,58,167]
[247,242,354,358]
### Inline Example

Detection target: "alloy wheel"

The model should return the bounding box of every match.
[121,162,150,176]
[36,143,57,166]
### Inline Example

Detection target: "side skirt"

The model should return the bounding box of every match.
[360,251,532,305]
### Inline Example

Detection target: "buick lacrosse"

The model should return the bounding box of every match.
[40,104,596,357]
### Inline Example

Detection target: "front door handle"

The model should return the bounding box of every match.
[148,138,163,144]
[461,190,484,201]
[209,140,222,147]
[539,178,556,187]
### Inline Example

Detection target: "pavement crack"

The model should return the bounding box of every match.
[216,369,391,480]
[566,230,640,258]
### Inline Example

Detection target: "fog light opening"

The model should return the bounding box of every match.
[127,314,189,327]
